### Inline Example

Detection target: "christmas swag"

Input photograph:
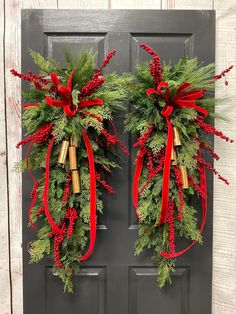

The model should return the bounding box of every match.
[125,43,233,287]
[12,50,130,292]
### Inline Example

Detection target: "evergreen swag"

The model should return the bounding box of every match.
[125,43,233,287]
[12,50,131,292]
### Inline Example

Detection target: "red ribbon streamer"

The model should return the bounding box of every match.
[80,131,97,262]
[79,99,103,108]
[25,142,38,232]
[159,106,174,225]
[43,136,64,235]
[160,149,207,258]
[146,82,207,226]
[133,148,146,220]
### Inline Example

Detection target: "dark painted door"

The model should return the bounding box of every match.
[22,9,215,314]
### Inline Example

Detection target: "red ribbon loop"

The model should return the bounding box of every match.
[50,72,60,88]
[25,142,38,233]
[78,99,103,109]
[157,82,170,101]
[133,147,147,220]
[46,71,76,118]
[80,131,97,262]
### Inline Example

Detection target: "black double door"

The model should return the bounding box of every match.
[22,9,215,314]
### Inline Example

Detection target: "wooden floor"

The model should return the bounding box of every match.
[0,1,235,313]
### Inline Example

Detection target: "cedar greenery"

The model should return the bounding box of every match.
[14,50,132,292]
[125,46,233,287]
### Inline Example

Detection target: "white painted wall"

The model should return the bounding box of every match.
[0,1,235,313]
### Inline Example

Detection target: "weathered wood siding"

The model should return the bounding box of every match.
[0,1,235,313]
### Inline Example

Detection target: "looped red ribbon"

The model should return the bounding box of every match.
[46,70,76,118]
[147,82,207,226]
[43,131,98,261]
[133,147,147,220]
[45,70,103,118]
[80,131,97,261]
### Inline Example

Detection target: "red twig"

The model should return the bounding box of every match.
[188,175,207,199]
[195,156,229,185]
[196,118,234,143]
[65,207,78,239]
[133,125,154,148]
[214,65,233,80]
[95,172,114,194]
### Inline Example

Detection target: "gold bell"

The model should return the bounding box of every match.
[171,145,177,165]
[58,140,69,164]
[179,165,189,189]
[71,169,80,194]
[70,134,78,147]
[69,146,77,170]
[173,127,181,147]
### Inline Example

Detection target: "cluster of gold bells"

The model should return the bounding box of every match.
[58,135,81,194]
[171,127,189,189]
[57,128,188,193]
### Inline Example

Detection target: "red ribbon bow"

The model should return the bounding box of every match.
[45,70,103,118]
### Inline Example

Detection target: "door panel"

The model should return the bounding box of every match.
[22,9,215,314]
[129,267,189,314]
[46,33,106,69]
[45,267,106,314]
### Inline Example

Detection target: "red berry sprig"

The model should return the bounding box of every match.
[133,125,154,148]
[62,175,72,205]
[140,43,163,86]
[165,200,175,254]
[93,50,117,78]
[11,69,52,91]
[95,172,114,194]
[214,65,233,80]
[195,156,229,185]
[195,118,234,143]
[188,175,207,199]
[65,207,78,239]
[140,149,165,194]
[79,76,105,99]
[16,123,53,148]
[101,128,129,155]
[53,223,66,268]
[193,138,220,160]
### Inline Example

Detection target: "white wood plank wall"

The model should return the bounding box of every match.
[0,1,235,313]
